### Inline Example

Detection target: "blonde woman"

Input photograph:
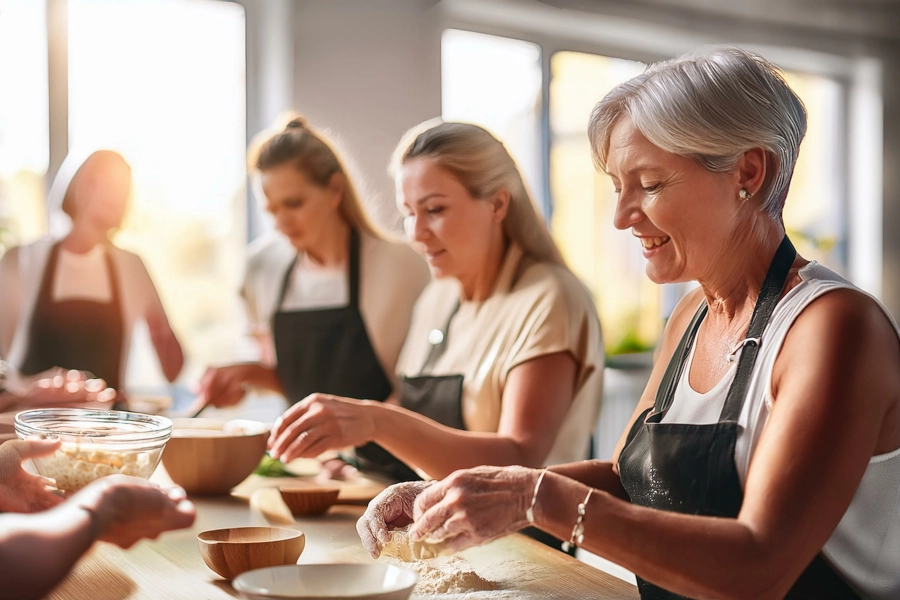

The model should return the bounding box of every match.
[198,116,430,465]
[268,121,604,500]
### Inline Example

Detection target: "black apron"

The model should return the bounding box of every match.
[19,242,124,390]
[618,236,860,599]
[355,300,467,482]
[273,230,400,474]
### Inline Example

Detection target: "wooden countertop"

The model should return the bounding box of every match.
[47,472,639,599]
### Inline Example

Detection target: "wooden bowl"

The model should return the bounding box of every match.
[197,526,305,580]
[279,486,341,516]
[161,418,268,495]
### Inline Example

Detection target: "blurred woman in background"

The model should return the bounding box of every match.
[198,115,429,472]
[0,150,183,398]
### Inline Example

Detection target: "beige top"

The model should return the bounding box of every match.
[397,243,604,466]
[242,231,430,392]
[0,236,168,387]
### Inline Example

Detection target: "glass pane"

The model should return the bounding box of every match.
[441,29,544,211]
[782,71,845,270]
[549,51,650,355]
[68,0,246,390]
[0,0,49,255]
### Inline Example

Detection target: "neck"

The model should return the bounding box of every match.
[61,225,106,254]
[459,233,509,302]
[305,218,350,267]
[698,217,787,322]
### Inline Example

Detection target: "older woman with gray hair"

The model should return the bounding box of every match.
[357,48,900,599]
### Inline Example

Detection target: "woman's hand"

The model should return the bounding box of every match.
[8,368,116,408]
[267,394,377,462]
[195,365,253,408]
[409,466,539,553]
[356,480,434,558]
[0,439,65,513]
[69,475,195,549]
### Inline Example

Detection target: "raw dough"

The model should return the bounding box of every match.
[382,525,449,561]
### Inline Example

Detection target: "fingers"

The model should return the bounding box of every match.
[268,401,316,456]
[7,438,62,460]
[412,478,448,523]
[356,514,383,559]
[409,496,458,544]
[269,396,316,443]
[282,432,336,463]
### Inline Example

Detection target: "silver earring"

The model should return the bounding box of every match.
[739,189,753,200]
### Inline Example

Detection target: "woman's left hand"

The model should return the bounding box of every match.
[409,465,539,553]
[267,394,376,462]
[0,439,66,513]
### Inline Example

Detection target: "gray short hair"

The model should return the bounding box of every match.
[588,47,807,218]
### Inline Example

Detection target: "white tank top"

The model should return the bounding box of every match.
[662,262,900,599]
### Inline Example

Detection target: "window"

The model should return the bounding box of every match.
[66,0,247,390]
[441,29,544,212]
[0,0,50,256]
[549,52,651,355]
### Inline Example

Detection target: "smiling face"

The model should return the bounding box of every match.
[261,163,343,252]
[398,157,500,281]
[606,116,745,284]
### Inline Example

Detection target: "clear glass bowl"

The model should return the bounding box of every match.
[15,408,173,492]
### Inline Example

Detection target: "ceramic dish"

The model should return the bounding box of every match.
[232,564,417,600]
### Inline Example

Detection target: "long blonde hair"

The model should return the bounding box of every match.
[249,113,384,239]
[391,120,566,267]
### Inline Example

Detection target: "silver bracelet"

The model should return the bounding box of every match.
[561,487,593,553]
[525,468,548,524]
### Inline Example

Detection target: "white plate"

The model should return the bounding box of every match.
[232,564,418,600]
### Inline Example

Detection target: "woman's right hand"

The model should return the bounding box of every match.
[70,475,195,549]
[356,480,434,558]
[195,365,254,408]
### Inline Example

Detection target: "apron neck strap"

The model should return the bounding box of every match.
[719,235,796,422]
[652,235,796,420]
[348,228,360,307]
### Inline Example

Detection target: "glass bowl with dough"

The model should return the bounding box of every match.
[15,408,172,492]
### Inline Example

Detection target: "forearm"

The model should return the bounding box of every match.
[245,363,283,394]
[533,472,785,600]
[370,403,545,479]
[0,504,96,599]
[546,460,629,500]
[151,330,184,383]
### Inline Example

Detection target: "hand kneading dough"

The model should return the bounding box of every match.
[382,525,451,561]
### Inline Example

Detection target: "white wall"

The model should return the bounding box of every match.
[292,0,442,233]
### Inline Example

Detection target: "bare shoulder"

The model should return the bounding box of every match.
[786,287,898,355]
[774,287,900,428]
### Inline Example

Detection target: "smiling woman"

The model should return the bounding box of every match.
[357,48,900,600]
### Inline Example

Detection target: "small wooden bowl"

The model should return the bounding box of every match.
[197,526,305,580]
[279,486,341,516]
[162,419,268,495]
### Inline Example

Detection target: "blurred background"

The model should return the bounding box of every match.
[0,0,897,449]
